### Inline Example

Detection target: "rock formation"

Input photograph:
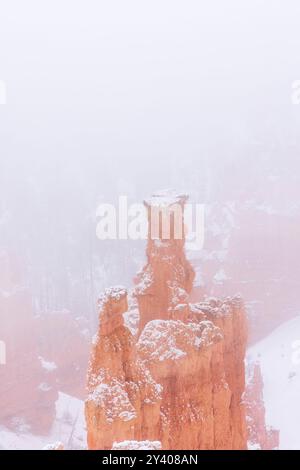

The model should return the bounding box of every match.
[85,286,163,450]
[85,191,248,450]
[245,362,279,450]
[136,191,195,331]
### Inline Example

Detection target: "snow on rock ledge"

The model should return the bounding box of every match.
[137,319,222,364]
[112,440,162,450]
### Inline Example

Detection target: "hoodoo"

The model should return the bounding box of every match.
[85,191,248,450]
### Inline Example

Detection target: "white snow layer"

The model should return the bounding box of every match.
[112,440,162,450]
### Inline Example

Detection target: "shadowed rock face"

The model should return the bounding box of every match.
[85,191,248,450]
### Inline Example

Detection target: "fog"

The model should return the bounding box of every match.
[1,0,300,321]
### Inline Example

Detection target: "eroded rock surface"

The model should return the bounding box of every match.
[85,191,248,450]
[245,362,279,450]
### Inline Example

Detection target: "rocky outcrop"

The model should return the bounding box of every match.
[245,362,279,450]
[136,190,195,332]
[136,297,247,450]
[85,191,248,450]
[85,286,163,450]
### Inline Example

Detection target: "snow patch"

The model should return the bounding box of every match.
[112,440,162,450]
[39,356,57,372]
[0,392,86,450]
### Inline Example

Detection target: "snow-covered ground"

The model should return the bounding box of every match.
[248,315,300,450]
[0,392,86,450]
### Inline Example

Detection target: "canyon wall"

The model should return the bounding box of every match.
[85,191,248,450]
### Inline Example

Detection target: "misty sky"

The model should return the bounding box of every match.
[1,0,300,183]
[1,0,300,317]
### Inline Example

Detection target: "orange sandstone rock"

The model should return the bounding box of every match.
[85,191,248,450]
[136,190,195,332]
[85,287,162,450]
[245,362,279,450]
